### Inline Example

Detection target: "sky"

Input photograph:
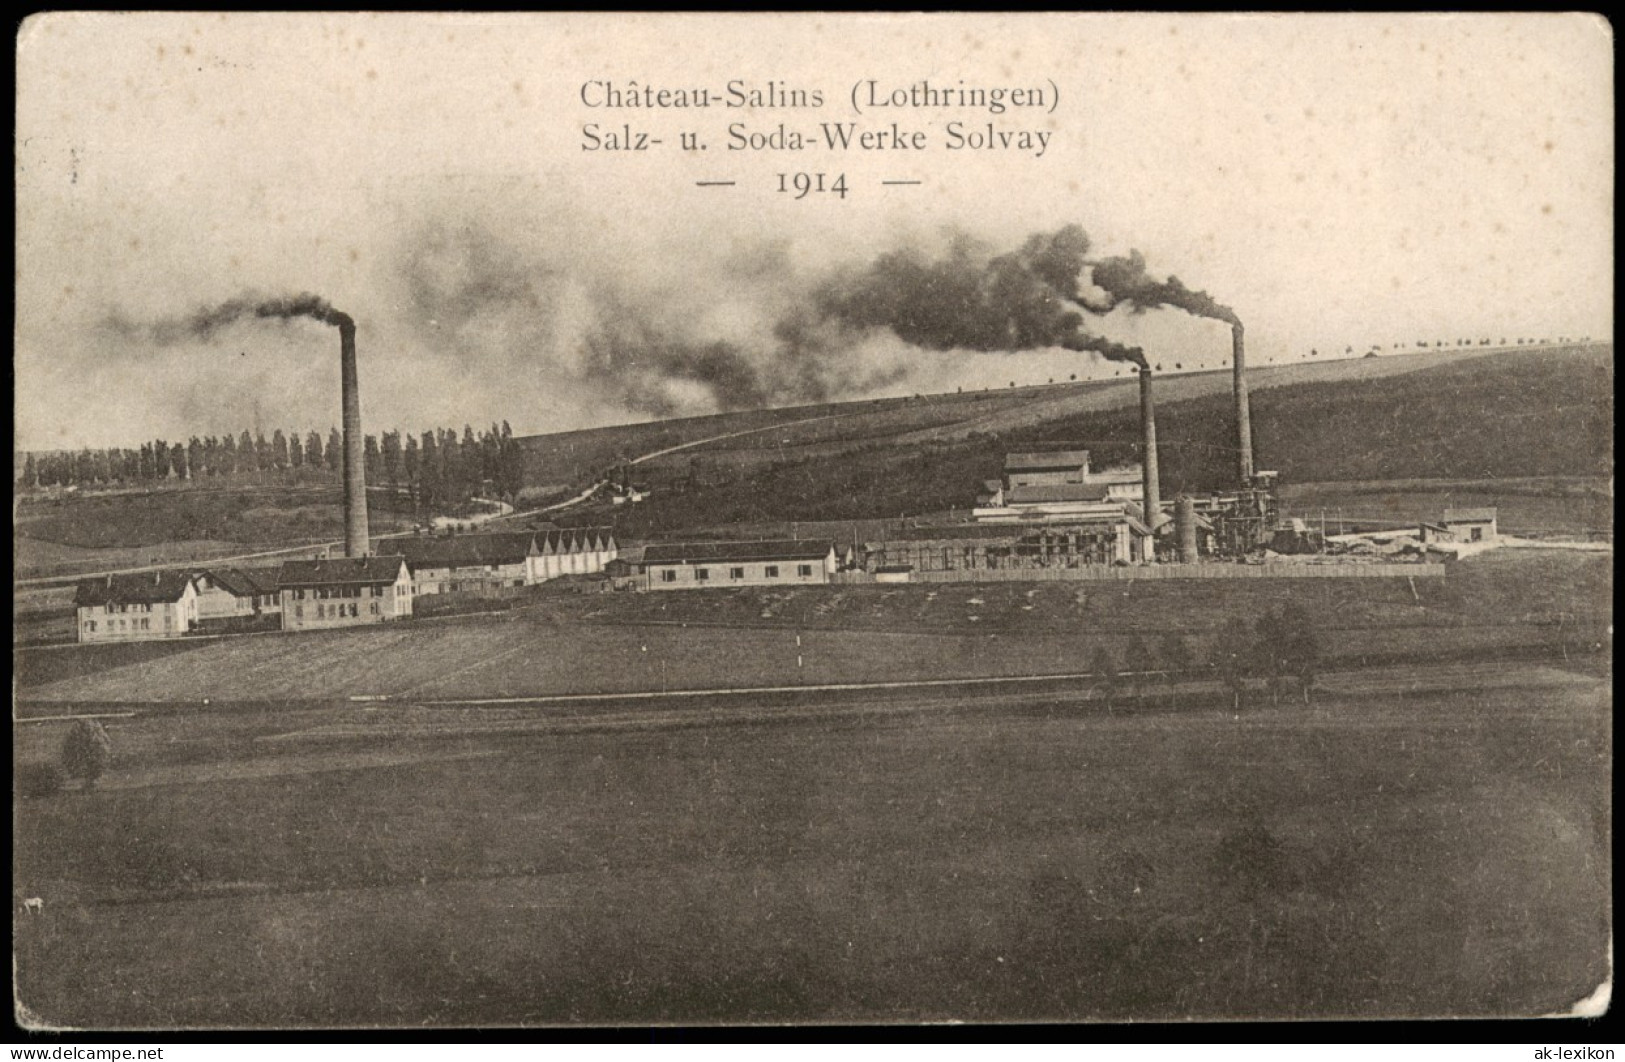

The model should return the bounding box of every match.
[14,12,1614,451]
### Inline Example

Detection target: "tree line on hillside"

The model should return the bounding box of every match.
[19,422,527,513]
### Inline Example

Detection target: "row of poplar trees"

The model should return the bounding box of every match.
[19,422,527,512]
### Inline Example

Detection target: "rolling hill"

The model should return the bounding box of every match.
[540,344,1612,537]
[12,344,1613,586]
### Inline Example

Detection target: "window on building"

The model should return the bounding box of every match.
[696,568,709,581]
[87,620,96,633]
[316,604,325,619]
[371,602,380,615]
[765,565,779,578]
[730,567,745,580]
[295,606,303,619]
[661,570,677,583]
[797,564,813,577]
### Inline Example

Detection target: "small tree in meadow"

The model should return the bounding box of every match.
[1160,632,1192,679]
[1279,604,1323,703]
[1091,646,1119,708]
[1214,624,1255,711]
[61,719,111,789]
[1125,634,1157,702]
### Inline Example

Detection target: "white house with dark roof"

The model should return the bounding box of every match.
[1441,507,1499,543]
[640,539,836,590]
[74,571,200,642]
[278,556,414,630]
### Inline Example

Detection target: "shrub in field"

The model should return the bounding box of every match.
[1090,646,1119,707]
[1126,635,1157,701]
[1255,606,1323,704]
[1213,624,1256,710]
[61,719,111,788]
[17,762,65,800]
[1160,632,1192,677]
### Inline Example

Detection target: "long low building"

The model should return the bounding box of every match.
[382,528,617,595]
[74,571,200,642]
[863,515,1154,573]
[278,556,414,630]
[638,539,837,590]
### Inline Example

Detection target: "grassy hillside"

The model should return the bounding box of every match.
[565,346,1612,537]
[10,345,1611,584]
[513,385,1089,493]
[13,486,416,581]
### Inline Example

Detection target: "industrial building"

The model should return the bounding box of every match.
[1441,508,1499,543]
[385,531,545,595]
[1003,450,1093,487]
[861,515,1154,575]
[534,527,618,580]
[380,527,617,595]
[74,571,201,642]
[277,556,414,631]
[978,451,1152,520]
[636,540,837,590]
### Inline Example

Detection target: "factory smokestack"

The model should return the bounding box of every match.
[1233,323,1253,485]
[339,319,369,557]
[1139,366,1161,545]
[119,291,370,557]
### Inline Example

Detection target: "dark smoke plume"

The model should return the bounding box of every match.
[1088,249,1239,326]
[109,223,1190,425]
[130,291,353,345]
[809,225,1146,368]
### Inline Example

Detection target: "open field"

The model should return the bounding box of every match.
[1279,478,1613,536]
[12,659,1610,1025]
[14,486,415,581]
[17,549,1610,705]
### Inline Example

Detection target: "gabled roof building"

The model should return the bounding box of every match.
[74,571,200,642]
[278,556,414,630]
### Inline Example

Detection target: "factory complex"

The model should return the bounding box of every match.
[65,298,1476,642]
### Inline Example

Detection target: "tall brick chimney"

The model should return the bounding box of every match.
[339,320,369,557]
[1233,322,1254,484]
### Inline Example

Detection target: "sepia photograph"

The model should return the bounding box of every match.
[12,12,1613,1029]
